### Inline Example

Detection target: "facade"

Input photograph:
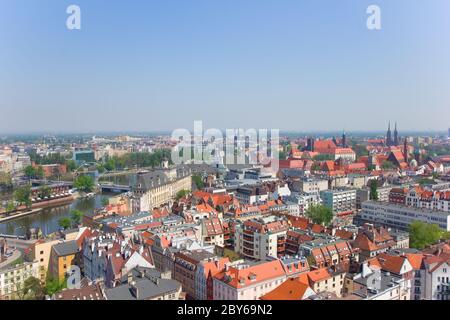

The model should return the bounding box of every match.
[173,249,216,299]
[132,166,192,212]
[320,189,357,216]
[406,188,450,212]
[234,216,289,260]
[297,179,328,194]
[235,186,269,205]
[213,260,287,300]
[356,186,392,209]
[359,201,450,231]
[49,240,78,282]
[285,192,321,216]
[104,267,183,300]
[0,261,39,300]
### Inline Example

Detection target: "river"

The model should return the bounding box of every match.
[0,193,114,237]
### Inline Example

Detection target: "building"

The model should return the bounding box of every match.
[234,216,289,260]
[405,187,450,212]
[300,238,354,269]
[173,249,216,299]
[306,267,346,298]
[356,186,392,209]
[320,189,357,217]
[296,178,328,194]
[132,166,192,212]
[352,224,406,260]
[83,234,153,286]
[104,267,183,300]
[73,149,95,165]
[285,192,321,216]
[235,186,269,205]
[49,240,78,282]
[260,276,315,300]
[348,265,409,300]
[195,256,231,300]
[213,260,287,300]
[0,261,39,300]
[389,187,408,205]
[359,201,450,231]
[200,218,225,247]
[52,282,105,300]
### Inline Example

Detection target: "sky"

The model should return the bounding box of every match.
[0,0,449,134]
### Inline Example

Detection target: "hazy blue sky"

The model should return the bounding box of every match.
[1,0,449,133]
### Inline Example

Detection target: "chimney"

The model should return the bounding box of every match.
[127,272,133,284]
[130,282,139,299]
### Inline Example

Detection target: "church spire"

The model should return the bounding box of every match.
[394,122,399,145]
[386,121,392,146]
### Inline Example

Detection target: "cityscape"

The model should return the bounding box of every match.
[1,0,450,310]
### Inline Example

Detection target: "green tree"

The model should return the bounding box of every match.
[313,154,335,161]
[14,186,32,209]
[192,174,204,190]
[369,180,379,201]
[58,217,72,230]
[70,210,84,226]
[305,204,333,226]
[39,185,52,199]
[66,159,76,172]
[24,165,36,179]
[176,189,190,200]
[5,201,16,213]
[35,166,44,179]
[74,175,95,192]
[96,164,105,174]
[22,277,45,300]
[45,277,67,296]
[409,221,444,249]
[101,197,110,206]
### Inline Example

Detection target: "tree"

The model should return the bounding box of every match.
[369,180,379,201]
[101,197,109,206]
[305,204,333,226]
[45,276,67,296]
[66,159,76,172]
[74,175,95,193]
[35,166,45,179]
[192,174,204,190]
[70,210,84,226]
[24,165,36,179]
[313,154,335,161]
[58,217,72,230]
[96,164,105,174]
[409,221,444,249]
[5,201,16,213]
[22,277,45,300]
[14,186,32,209]
[176,189,190,200]
[39,186,52,199]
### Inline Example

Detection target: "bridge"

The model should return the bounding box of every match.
[30,179,73,188]
[0,234,27,240]
[99,183,131,193]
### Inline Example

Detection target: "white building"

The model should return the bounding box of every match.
[0,261,39,300]
[359,201,450,231]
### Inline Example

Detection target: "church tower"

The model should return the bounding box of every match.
[342,130,347,148]
[403,138,408,163]
[386,122,393,146]
[394,122,399,145]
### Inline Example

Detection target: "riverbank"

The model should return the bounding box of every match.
[0,208,44,223]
